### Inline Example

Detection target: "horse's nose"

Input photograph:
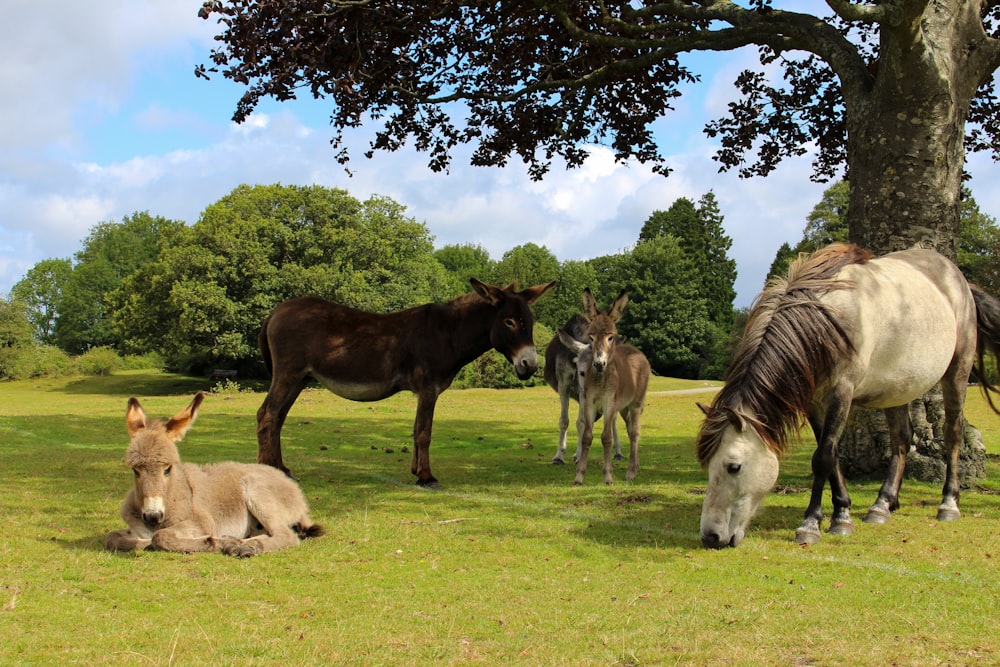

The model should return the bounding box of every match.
[142,510,163,527]
[701,531,727,549]
[593,358,607,373]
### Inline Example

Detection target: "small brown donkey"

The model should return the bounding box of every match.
[105,392,323,557]
[558,289,650,485]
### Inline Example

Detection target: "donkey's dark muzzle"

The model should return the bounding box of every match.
[142,511,164,527]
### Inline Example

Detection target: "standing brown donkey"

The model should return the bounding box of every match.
[558,289,650,485]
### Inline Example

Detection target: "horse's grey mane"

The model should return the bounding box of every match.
[696,243,872,466]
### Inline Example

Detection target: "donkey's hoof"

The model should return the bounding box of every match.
[551,457,565,465]
[416,478,441,489]
[613,453,626,462]
[794,527,821,545]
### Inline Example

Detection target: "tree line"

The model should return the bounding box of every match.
[2,183,738,383]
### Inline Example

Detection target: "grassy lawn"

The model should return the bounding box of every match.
[1,370,999,665]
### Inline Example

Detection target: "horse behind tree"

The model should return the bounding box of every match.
[105,393,323,557]
[257,278,555,486]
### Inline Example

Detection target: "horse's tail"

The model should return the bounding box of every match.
[295,522,325,539]
[970,284,1000,414]
[258,313,273,377]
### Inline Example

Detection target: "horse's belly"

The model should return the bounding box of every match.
[852,330,957,408]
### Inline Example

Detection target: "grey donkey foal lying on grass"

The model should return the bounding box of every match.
[105,392,323,557]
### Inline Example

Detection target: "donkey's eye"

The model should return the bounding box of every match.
[164,465,172,476]
[726,463,742,475]
[606,335,614,344]
[504,318,517,330]
[132,468,140,478]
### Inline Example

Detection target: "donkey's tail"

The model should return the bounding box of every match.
[294,522,325,539]
[970,284,1000,414]
[258,314,273,377]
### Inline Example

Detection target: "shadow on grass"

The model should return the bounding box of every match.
[57,371,270,397]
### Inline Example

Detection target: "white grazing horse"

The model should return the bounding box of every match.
[697,244,1000,548]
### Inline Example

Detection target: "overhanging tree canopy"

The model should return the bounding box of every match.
[198,0,1000,256]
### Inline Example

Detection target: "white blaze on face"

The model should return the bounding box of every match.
[142,494,165,520]
[700,426,780,548]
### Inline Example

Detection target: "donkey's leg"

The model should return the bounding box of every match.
[149,524,219,554]
[105,529,151,552]
[612,417,624,461]
[936,375,969,521]
[600,407,617,485]
[553,385,572,465]
[623,405,642,482]
[411,390,441,487]
[256,373,308,476]
[864,405,911,524]
[573,403,595,486]
[796,392,852,544]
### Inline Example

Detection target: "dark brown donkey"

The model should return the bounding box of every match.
[257,278,555,486]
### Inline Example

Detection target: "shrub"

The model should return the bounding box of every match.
[0,344,74,379]
[76,347,123,376]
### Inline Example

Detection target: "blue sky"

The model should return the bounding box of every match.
[3,1,999,308]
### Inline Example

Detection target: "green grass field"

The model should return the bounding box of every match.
[2,370,999,665]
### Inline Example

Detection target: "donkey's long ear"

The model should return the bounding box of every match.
[164,392,206,443]
[557,329,588,354]
[520,280,556,305]
[582,288,598,320]
[470,277,503,305]
[608,289,629,323]
[126,397,147,437]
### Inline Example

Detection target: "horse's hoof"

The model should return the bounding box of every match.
[828,519,854,536]
[794,527,821,545]
[863,507,892,524]
[613,454,625,462]
[936,507,961,521]
[551,458,565,465]
[416,478,441,489]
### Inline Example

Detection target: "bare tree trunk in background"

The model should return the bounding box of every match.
[838,1,989,484]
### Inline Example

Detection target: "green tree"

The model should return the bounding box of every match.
[435,243,496,294]
[200,1,1000,259]
[55,212,186,353]
[10,258,72,344]
[116,184,451,373]
[493,243,562,326]
[957,191,1000,293]
[611,235,713,379]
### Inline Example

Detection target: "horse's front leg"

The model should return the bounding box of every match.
[411,390,440,488]
[105,529,152,552]
[865,405,911,524]
[796,395,852,544]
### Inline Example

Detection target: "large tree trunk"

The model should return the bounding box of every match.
[838,1,988,484]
